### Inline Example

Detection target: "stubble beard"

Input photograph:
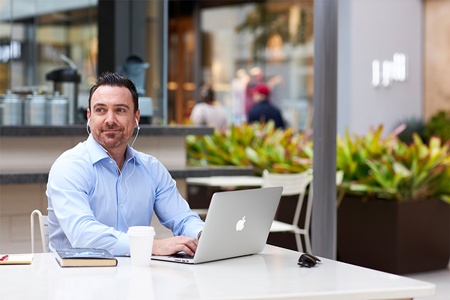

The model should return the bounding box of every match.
[95,129,127,151]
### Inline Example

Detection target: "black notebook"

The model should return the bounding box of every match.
[55,248,118,267]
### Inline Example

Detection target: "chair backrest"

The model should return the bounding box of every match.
[30,209,49,253]
[262,169,313,228]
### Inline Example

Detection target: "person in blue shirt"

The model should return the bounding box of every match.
[46,72,204,257]
[247,83,285,129]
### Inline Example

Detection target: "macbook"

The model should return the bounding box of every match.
[151,186,283,264]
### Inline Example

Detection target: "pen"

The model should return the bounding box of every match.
[0,255,9,261]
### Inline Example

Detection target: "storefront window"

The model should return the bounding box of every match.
[200,0,314,131]
[1,0,314,129]
[0,1,97,124]
[36,20,98,107]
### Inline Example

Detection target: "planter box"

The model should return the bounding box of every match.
[337,197,450,274]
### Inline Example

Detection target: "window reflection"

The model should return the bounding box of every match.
[198,0,314,131]
[0,6,97,120]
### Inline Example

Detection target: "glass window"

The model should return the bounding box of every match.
[0,3,97,122]
[200,0,314,131]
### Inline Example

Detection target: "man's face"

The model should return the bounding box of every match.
[87,85,140,151]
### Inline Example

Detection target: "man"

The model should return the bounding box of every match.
[47,72,204,257]
[244,67,264,114]
[247,83,286,129]
[189,84,228,131]
[231,68,249,125]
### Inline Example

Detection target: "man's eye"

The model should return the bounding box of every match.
[95,108,105,113]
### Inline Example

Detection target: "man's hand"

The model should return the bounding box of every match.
[152,236,199,256]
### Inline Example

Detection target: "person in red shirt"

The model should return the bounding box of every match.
[247,83,285,129]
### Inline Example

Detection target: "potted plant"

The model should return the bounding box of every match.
[336,125,450,274]
[187,121,313,175]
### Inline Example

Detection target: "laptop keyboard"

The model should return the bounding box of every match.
[172,252,194,259]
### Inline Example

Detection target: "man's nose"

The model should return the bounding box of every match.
[105,111,116,124]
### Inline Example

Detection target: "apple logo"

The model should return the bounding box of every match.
[236,216,246,231]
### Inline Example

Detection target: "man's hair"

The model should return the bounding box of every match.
[88,72,139,112]
[200,84,214,103]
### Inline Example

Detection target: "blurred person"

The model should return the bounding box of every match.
[231,68,249,125]
[47,72,204,257]
[244,67,265,114]
[247,83,285,129]
[190,84,228,131]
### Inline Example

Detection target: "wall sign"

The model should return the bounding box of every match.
[372,53,407,88]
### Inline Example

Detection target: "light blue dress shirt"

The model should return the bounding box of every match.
[46,135,204,256]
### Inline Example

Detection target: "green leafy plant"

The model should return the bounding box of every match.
[337,125,450,204]
[186,121,313,176]
[188,122,450,204]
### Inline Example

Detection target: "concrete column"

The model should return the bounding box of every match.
[311,0,338,259]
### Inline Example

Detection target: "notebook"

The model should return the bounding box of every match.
[152,186,283,264]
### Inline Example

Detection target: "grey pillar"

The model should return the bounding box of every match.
[98,0,147,74]
[311,0,339,259]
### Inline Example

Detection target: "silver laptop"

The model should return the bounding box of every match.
[152,186,283,264]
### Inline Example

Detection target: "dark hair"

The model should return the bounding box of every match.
[200,85,214,103]
[88,72,139,112]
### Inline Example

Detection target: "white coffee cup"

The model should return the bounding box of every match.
[127,226,156,267]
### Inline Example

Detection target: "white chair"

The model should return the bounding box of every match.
[298,170,345,250]
[30,209,49,253]
[262,169,313,253]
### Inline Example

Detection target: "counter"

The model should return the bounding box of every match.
[0,166,253,184]
[0,124,213,137]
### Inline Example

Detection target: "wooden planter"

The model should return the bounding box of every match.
[337,197,450,274]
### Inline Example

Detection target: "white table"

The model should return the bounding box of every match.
[187,176,263,188]
[0,245,435,300]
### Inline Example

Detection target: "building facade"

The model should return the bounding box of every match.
[0,0,449,134]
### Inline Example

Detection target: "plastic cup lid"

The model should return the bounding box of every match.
[127,226,155,236]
